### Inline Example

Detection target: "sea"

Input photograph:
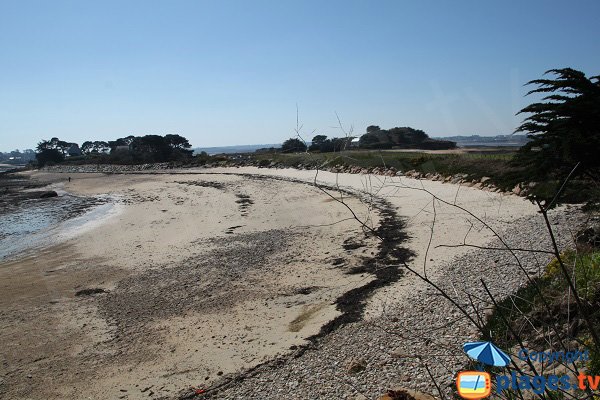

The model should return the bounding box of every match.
[0,163,25,173]
[0,193,121,261]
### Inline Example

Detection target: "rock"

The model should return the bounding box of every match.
[345,358,367,374]
[390,350,405,359]
[39,190,58,198]
[449,173,469,184]
[512,184,522,195]
[480,176,491,183]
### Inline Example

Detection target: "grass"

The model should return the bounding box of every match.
[546,250,600,301]
[484,248,600,375]
[253,149,600,206]
[255,149,525,190]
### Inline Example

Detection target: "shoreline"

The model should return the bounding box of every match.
[1,169,396,399]
[0,166,563,399]
[0,169,123,261]
[37,161,529,197]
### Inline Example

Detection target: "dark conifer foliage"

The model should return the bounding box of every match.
[515,68,600,181]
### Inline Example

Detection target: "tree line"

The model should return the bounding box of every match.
[0,149,36,164]
[277,125,457,154]
[35,134,193,166]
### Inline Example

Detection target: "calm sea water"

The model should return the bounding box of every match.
[0,164,25,173]
[0,194,118,260]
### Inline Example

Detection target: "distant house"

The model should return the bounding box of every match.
[67,143,82,157]
[350,137,360,148]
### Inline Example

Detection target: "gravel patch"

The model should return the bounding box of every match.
[194,206,585,399]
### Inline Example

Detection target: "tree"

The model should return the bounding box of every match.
[164,134,193,158]
[359,132,387,149]
[164,134,192,150]
[122,135,136,145]
[311,135,327,145]
[359,125,454,150]
[131,135,171,160]
[81,141,109,154]
[36,140,51,152]
[281,138,307,153]
[309,135,328,152]
[515,68,600,181]
[36,137,71,155]
[93,141,110,154]
[35,149,64,166]
[81,141,94,154]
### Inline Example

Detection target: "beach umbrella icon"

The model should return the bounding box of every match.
[463,341,511,367]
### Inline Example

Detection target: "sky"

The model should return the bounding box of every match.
[1,0,599,151]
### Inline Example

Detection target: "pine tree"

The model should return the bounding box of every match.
[515,68,600,181]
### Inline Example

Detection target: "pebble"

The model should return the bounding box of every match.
[201,209,584,399]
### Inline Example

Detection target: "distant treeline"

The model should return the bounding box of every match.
[359,125,457,150]
[262,125,457,154]
[35,134,194,166]
[0,149,36,164]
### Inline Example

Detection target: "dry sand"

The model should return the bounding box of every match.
[195,167,540,315]
[1,170,380,399]
[0,167,540,399]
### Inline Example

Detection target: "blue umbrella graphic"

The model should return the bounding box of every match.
[463,341,511,367]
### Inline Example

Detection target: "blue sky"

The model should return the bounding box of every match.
[1,0,599,151]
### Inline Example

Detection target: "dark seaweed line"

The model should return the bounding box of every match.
[60,169,413,399]
[169,171,413,399]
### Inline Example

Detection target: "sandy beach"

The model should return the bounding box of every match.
[0,167,553,399]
